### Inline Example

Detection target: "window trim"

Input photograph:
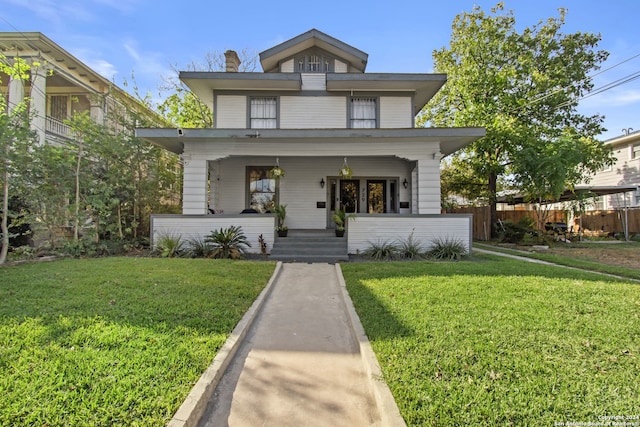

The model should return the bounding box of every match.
[246,166,278,212]
[348,96,379,129]
[248,96,279,129]
[632,142,640,160]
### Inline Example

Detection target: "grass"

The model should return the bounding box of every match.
[475,242,640,281]
[341,257,640,426]
[0,257,275,425]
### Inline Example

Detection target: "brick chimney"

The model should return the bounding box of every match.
[224,50,241,72]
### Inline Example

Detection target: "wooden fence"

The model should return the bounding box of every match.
[446,207,640,240]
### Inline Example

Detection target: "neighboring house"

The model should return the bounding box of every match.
[137,29,485,256]
[0,32,162,143]
[587,129,640,209]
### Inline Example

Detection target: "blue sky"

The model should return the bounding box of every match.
[2,0,639,140]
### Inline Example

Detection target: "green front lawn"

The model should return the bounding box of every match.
[342,257,640,426]
[0,258,275,425]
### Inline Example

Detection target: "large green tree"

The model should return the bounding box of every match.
[421,3,612,236]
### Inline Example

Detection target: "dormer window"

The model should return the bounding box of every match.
[295,51,333,73]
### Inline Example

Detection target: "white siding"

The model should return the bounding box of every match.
[281,59,294,73]
[183,159,208,214]
[416,158,441,214]
[151,214,275,254]
[280,96,346,128]
[216,95,246,128]
[334,60,348,73]
[301,73,326,91]
[380,97,412,128]
[347,215,472,254]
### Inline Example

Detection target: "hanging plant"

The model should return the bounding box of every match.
[339,157,352,178]
[270,165,285,178]
[270,157,285,178]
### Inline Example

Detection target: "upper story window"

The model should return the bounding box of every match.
[632,142,640,160]
[250,97,277,129]
[295,51,333,73]
[350,98,377,128]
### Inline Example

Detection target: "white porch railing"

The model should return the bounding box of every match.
[46,116,72,137]
[346,214,473,254]
[151,214,276,254]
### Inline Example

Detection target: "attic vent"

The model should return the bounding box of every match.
[224,50,241,72]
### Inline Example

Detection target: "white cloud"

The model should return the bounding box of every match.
[87,59,118,81]
[5,0,137,26]
[580,87,640,109]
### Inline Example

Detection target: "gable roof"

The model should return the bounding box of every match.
[259,28,368,73]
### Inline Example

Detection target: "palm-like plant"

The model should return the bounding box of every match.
[205,225,251,259]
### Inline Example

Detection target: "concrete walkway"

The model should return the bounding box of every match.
[168,262,405,427]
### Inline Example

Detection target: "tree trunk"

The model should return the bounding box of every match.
[0,168,9,264]
[74,142,83,241]
[117,203,123,239]
[488,172,498,240]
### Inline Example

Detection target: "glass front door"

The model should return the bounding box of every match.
[367,180,386,213]
[340,180,360,213]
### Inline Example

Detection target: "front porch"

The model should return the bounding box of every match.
[150,213,473,258]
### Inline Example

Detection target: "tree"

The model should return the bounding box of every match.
[511,133,613,232]
[420,3,611,237]
[157,49,258,128]
[0,55,39,264]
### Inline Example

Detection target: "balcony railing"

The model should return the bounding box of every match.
[46,116,72,138]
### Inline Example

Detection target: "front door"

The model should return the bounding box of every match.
[367,180,386,213]
[340,180,360,213]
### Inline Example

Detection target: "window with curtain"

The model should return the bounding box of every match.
[247,166,277,213]
[350,98,376,128]
[250,97,277,129]
[633,142,640,159]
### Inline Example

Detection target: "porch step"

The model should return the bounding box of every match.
[269,229,348,262]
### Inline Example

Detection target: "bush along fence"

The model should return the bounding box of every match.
[447,207,640,241]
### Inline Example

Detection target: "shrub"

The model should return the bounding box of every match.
[427,237,467,261]
[362,239,399,261]
[396,232,425,260]
[496,218,534,243]
[258,234,268,255]
[155,233,185,258]
[185,235,212,258]
[59,238,98,258]
[205,225,251,259]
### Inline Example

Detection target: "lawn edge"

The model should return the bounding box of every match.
[335,263,407,427]
[167,261,283,427]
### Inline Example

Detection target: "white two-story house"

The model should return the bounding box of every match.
[587,130,640,209]
[137,29,485,257]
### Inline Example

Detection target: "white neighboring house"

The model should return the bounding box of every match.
[586,130,640,209]
[137,29,485,255]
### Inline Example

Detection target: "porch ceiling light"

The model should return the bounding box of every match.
[403,178,408,189]
[320,178,325,188]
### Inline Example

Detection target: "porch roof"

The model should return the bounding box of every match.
[135,127,486,157]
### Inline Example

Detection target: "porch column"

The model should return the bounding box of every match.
[182,157,209,215]
[7,74,25,113]
[29,65,48,144]
[89,95,105,125]
[415,153,442,214]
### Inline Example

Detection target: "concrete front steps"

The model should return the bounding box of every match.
[269,229,348,262]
